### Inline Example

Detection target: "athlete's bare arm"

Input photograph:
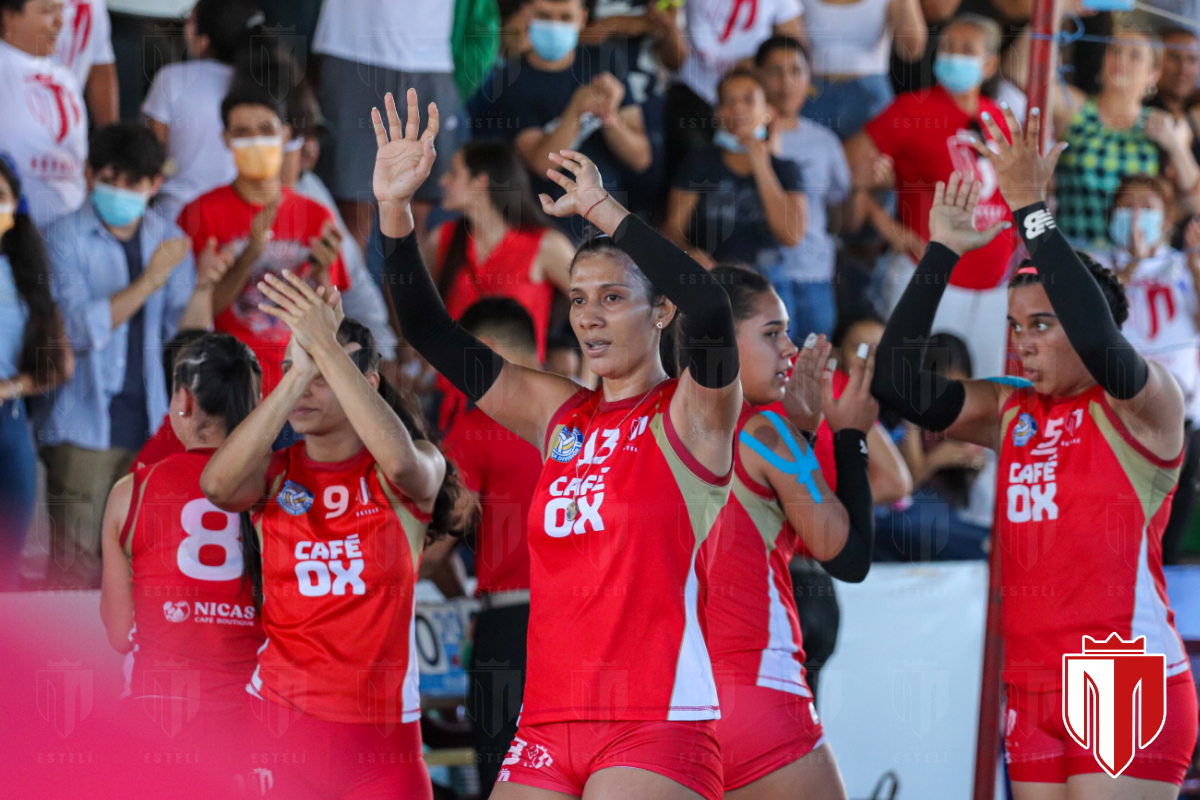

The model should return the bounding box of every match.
[201,342,314,512]
[1108,360,1187,461]
[258,270,447,509]
[372,90,583,452]
[866,425,914,505]
[99,474,135,655]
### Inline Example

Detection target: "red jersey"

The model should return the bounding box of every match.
[119,448,262,705]
[131,412,185,472]
[442,407,537,594]
[177,186,350,393]
[523,380,730,724]
[705,405,811,696]
[437,222,553,361]
[249,444,430,723]
[865,87,1017,290]
[997,385,1190,692]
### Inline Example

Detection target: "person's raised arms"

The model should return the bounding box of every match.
[975,105,1184,461]
[870,172,1013,450]
[540,150,742,477]
[257,270,446,507]
[372,90,581,449]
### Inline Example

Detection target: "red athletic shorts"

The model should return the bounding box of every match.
[248,707,432,800]
[1004,677,1197,785]
[496,719,723,800]
[716,682,826,790]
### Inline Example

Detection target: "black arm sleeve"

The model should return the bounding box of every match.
[820,430,874,583]
[1013,203,1148,400]
[869,242,967,431]
[382,232,504,401]
[611,214,739,389]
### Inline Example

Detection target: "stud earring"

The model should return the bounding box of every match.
[656,321,664,329]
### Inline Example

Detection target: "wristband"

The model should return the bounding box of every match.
[584,192,610,221]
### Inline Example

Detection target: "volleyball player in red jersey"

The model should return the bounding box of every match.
[99,332,263,784]
[702,266,879,799]
[874,107,1198,799]
[375,90,741,800]
[200,284,475,797]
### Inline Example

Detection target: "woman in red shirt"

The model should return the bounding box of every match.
[201,285,475,799]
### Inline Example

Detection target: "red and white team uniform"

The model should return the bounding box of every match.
[997,385,1197,783]
[249,443,433,799]
[704,405,825,790]
[121,448,262,707]
[53,0,115,89]
[498,380,728,800]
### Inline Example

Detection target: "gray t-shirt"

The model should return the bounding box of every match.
[776,119,851,282]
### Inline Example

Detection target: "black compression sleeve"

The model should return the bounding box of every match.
[611,214,739,389]
[1013,203,1148,400]
[869,242,967,431]
[382,232,504,401]
[820,430,874,583]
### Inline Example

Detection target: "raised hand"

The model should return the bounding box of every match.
[782,333,832,432]
[823,345,879,433]
[195,236,236,289]
[928,171,1011,256]
[309,219,343,272]
[257,270,340,356]
[371,89,440,208]
[146,236,192,288]
[249,198,280,250]
[539,150,609,219]
[971,106,1067,211]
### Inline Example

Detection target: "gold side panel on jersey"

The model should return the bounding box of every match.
[1000,405,1021,440]
[730,477,785,553]
[375,465,430,571]
[1089,400,1181,524]
[650,413,732,550]
[123,462,164,559]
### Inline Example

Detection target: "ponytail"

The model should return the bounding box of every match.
[172,332,263,436]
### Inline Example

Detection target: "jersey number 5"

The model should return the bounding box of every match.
[177,498,243,582]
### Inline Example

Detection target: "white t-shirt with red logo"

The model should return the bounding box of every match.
[53,0,115,89]
[0,40,87,228]
[680,0,803,105]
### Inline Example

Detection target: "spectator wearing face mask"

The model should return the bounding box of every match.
[470,0,652,242]
[1090,174,1200,566]
[38,124,233,590]
[664,67,806,270]
[52,0,116,125]
[176,78,349,396]
[0,0,88,229]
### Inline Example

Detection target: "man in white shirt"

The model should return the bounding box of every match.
[52,0,117,125]
[312,0,464,249]
[0,0,88,229]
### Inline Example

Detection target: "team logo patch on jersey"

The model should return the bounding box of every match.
[550,426,584,463]
[277,480,314,515]
[163,601,190,623]
[1013,413,1038,447]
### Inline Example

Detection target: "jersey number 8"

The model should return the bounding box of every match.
[177,498,243,582]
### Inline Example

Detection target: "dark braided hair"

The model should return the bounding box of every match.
[336,318,478,540]
[172,332,263,435]
[1008,253,1129,328]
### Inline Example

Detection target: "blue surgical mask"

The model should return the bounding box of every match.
[934,53,986,95]
[713,125,768,153]
[93,182,149,227]
[528,20,578,62]
[1109,207,1165,249]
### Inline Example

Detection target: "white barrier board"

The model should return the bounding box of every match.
[819,562,988,799]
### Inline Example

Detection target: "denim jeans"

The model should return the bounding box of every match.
[765,273,837,342]
[0,400,39,590]
[801,74,895,140]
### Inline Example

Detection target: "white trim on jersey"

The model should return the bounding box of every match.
[402,597,422,723]
[756,554,811,697]
[667,550,721,720]
[246,637,270,699]
[1132,528,1189,677]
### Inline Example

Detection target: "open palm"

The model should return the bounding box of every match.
[372,89,440,206]
[927,172,1009,256]
[539,151,608,219]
